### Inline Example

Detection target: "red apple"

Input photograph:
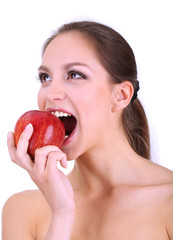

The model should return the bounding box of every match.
[14,110,65,160]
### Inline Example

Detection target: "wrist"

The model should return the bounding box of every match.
[46,211,75,239]
[51,210,75,222]
[50,202,75,218]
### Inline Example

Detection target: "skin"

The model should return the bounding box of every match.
[2,32,173,239]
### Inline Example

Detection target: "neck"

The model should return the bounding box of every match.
[69,130,144,194]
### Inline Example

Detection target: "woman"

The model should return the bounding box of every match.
[2,21,173,239]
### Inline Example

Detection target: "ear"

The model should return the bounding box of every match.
[111,81,134,112]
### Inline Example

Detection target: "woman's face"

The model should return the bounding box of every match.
[37,32,116,160]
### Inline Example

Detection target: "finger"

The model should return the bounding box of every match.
[16,123,34,172]
[7,131,17,162]
[34,148,48,174]
[17,123,33,154]
[45,153,58,172]
[7,126,34,172]
[47,151,67,169]
[34,145,66,174]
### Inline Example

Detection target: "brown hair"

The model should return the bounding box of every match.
[42,21,150,160]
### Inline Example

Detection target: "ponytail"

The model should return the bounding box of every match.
[122,99,150,159]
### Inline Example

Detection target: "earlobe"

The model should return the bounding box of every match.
[111,81,134,112]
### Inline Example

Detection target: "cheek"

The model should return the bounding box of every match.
[80,88,111,129]
[85,87,111,114]
[37,89,45,111]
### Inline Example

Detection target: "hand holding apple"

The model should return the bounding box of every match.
[10,110,75,224]
[14,110,65,160]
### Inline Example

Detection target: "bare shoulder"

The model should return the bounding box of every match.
[2,189,50,239]
[2,189,48,217]
[159,177,173,239]
[142,159,173,200]
[142,160,173,238]
[138,157,173,185]
[157,166,173,239]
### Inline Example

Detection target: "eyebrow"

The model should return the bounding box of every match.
[63,62,92,71]
[38,62,92,72]
[38,65,50,72]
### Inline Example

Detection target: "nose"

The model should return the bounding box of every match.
[46,80,66,102]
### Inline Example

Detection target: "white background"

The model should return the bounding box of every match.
[0,0,173,230]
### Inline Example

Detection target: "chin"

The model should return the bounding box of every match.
[62,143,84,161]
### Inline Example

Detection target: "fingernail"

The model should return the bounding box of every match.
[25,123,32,131]
[7,131,12,140]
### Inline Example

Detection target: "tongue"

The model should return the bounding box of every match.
[61,117,76,136]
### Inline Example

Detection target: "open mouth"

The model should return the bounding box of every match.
[51,110,77,139]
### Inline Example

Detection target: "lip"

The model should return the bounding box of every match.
[46,107,77,146]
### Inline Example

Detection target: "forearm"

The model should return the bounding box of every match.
[45,213,75,240]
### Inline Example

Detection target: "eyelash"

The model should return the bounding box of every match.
[37,73,51,83]
[66,70,87,80]
[37,70,87,83]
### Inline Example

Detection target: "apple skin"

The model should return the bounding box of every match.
[14,110,65,161]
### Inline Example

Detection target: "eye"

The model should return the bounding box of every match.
[66,71,86,80]
[38,73,52,83]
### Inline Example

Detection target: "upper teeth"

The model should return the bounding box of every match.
[51,111,71,118]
